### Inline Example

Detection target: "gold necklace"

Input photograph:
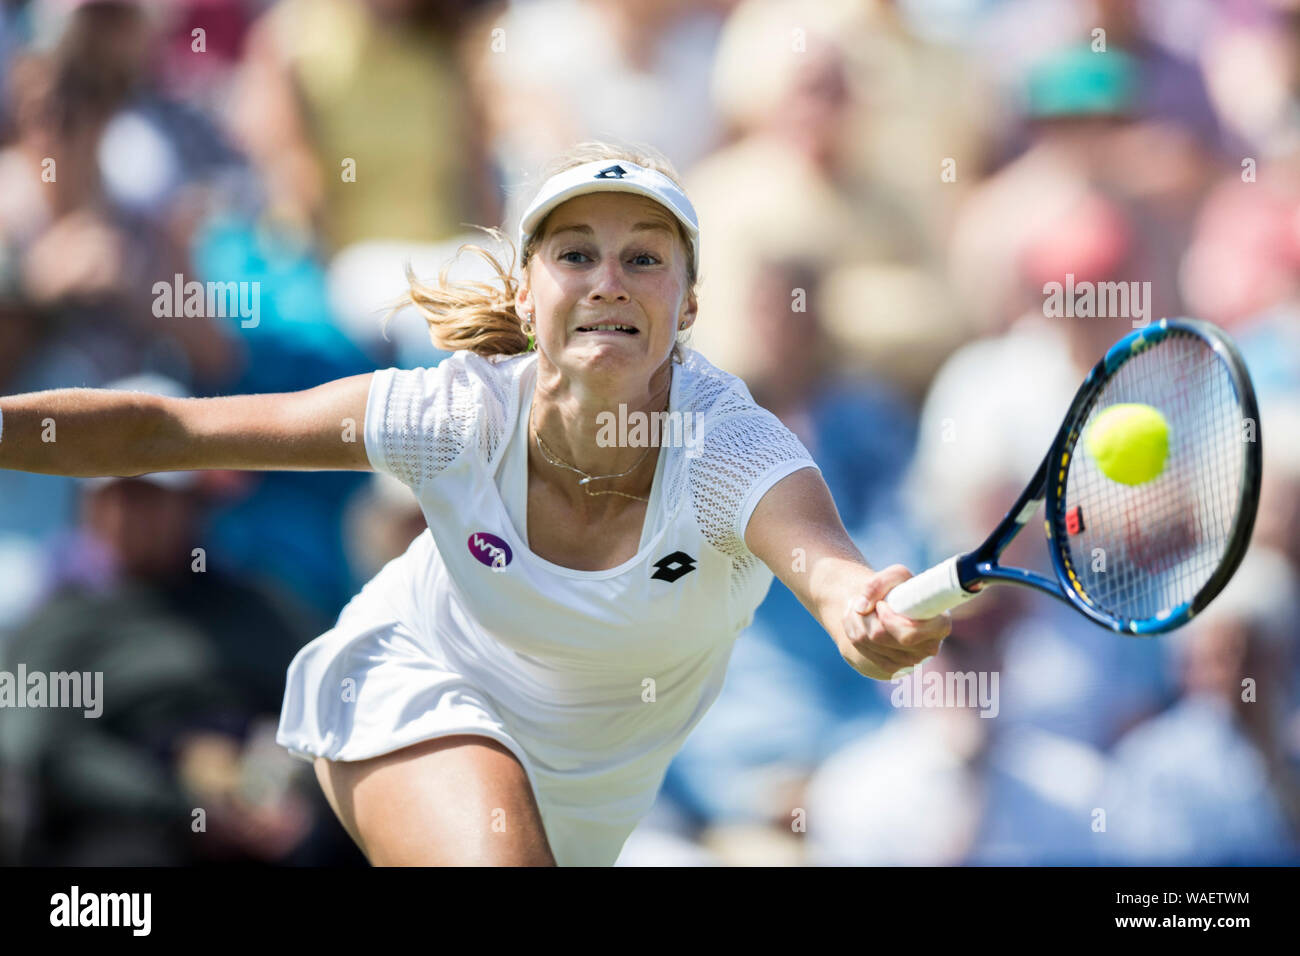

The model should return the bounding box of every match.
[530,389,669,503]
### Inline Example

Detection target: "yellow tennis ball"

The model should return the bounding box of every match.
[1084,403,1170,485]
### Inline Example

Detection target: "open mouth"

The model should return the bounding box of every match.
[575,324,638,335]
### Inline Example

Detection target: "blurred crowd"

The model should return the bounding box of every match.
[0,0,1297,866]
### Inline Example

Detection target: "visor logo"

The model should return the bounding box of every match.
[594,164,628,179]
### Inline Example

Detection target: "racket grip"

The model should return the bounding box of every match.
[881,555,980,620]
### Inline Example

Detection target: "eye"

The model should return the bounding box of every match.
[630,252,661,266]
[559,250,590,263]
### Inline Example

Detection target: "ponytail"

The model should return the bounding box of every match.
[382,226,532,358]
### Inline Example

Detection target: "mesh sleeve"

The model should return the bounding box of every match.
[363,355,511,491]
[688,407,822,560]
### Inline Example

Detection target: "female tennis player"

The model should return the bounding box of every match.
[0,142,950,866]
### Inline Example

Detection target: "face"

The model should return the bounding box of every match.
[747,262,820,384]
[775,41,850,163]
[1184,620,1248,701]
[518,192,697,387]
[84,479,199,580]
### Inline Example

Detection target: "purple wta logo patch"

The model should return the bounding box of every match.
[467,532,512,571]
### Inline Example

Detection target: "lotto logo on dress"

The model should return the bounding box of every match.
[467,532,512,571]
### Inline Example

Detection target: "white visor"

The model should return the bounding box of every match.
[517,159,699,274]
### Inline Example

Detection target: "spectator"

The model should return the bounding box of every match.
[342,471,428,583]
[0,3,241,387]
[949,41,1208,336]
[0,269,101,628]
[0,374,355,865]
[470,0,733,215]
[686,0,964,400]
[226,0,498,253]
[1098,548,1300,864]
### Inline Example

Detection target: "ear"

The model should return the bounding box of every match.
[515,278,532,318]
[678,286,698,330]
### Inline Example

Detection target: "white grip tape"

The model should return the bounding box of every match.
[881,555,979,620]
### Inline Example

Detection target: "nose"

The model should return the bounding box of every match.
[587,257,630,303]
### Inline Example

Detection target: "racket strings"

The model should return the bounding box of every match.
[1063,332,1246,624]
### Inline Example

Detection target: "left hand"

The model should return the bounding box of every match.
[837,564,951,681]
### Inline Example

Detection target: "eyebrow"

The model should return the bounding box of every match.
[548,221,674,239]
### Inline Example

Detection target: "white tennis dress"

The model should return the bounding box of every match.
[276,346,821,865]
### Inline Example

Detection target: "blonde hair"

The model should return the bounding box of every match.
[383,141,698,364]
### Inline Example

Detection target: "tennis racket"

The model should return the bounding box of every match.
[881,317,1262,635]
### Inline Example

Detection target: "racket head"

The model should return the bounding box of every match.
[1043,318,1262,635]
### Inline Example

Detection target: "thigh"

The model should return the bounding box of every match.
[313,735,556,866]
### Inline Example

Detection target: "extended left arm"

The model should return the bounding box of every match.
[744,467,950,681]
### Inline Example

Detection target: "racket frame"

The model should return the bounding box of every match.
[942,318,1262,635]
